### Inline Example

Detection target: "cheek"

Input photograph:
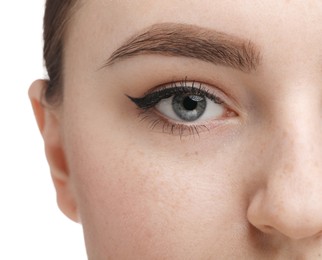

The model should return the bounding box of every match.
[62,102,253,258]
[68,144,247,257]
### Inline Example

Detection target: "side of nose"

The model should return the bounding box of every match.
[247,109,322,240]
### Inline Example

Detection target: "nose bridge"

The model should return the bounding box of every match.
[275,119,314,177]
[268,114,320,210]
[268,124,319,214]
[272,93,320,180]
[247,92,322,240]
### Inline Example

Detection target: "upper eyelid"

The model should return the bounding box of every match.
[143,79,210,97]
[127,81,226,109]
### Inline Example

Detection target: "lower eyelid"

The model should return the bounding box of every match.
[138,109,212,136]
[136,103,238,137]
[140,109,239,139]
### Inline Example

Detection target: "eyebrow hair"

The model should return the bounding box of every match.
[103,23,261,72]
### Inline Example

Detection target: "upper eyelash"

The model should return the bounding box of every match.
[127,81,224,109]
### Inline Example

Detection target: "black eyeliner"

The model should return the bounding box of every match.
[127,83,224,110]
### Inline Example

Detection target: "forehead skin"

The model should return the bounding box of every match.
[60,0,322,259]
[66,0,322,76]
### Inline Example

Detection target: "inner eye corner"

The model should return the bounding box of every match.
[225,108,239,118]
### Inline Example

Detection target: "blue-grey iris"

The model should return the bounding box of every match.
[172,94,207,121]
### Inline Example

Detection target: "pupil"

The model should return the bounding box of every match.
[183,96,198,111]
[172,94,206,122]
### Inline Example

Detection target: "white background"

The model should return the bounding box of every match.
[0,1,87,259]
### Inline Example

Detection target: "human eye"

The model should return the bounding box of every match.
[127,80,237,137]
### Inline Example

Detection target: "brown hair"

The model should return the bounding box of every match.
[43,0,79,104]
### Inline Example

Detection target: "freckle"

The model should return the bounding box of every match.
[314,161,319,168]
[183,151,199,158]
[283,162,294,174]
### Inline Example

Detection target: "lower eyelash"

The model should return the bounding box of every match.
[138,109,211,138]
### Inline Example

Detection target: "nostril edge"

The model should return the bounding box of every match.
[314,231,322,240]
[262,225,275,234]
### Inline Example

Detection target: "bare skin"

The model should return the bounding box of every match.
[30,0,322,259]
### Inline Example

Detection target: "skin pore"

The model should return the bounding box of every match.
[29,0,322,259]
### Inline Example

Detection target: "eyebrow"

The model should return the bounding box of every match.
[103,23,261,72]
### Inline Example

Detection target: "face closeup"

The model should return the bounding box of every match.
[29,0,322,259]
